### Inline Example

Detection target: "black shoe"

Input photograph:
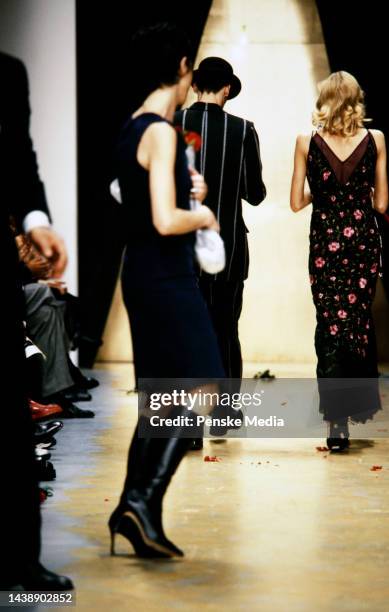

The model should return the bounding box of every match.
[61,402,95,419]
[189,438,203,451]
[19,563,73,591]
[36,458,56,481]
[34,421,63,444]
[62,386,92,402]
[327,420,350,451]
[45,394,95,419]
[67,357,100,389]
[326,437,350,451]
[79,376,99,390]
[209,405,244,437]
[109,413,192,558]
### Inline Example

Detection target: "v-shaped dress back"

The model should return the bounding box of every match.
[306,130,381,422]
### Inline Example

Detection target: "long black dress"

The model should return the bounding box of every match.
[116,113,224,389]
[306,130,381,422]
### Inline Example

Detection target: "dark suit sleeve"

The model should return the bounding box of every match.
[241,122,266,206]
[5,58,50,226]
[173,110,183,128]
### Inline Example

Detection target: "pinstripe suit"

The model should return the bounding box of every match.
[174,102,266,382]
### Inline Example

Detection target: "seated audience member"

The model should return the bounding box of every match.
[15,228,98,418]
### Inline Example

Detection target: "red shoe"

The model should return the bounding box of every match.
[29,399,63,421]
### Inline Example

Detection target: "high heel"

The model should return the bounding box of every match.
[109,415,192,559]
[110,510,181,558]
[326,437,350,451]
[326,419,350,451]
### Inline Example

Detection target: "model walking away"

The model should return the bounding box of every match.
[290,71,388,451]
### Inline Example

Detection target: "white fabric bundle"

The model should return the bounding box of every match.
[109,176,225,275]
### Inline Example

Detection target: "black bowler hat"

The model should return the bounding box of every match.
[192,57,242,100]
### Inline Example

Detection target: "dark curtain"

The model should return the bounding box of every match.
[76,1,212,366]
[316,0,389,336]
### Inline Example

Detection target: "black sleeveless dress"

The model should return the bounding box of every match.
[116,113,224,384]
[306,130,381,422]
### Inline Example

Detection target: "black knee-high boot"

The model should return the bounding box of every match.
[109,413,194,558]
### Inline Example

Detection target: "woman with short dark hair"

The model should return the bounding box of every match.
[108,23,224,559]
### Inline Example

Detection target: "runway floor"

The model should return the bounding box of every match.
[41,363,389,611]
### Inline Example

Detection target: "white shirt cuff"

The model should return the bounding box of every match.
[23,211,51,233]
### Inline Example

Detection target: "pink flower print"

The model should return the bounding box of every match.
[349,333,354,339]
[348,194,354,200]
[318,293,324,299]
[323,170,331,181]
[328,241,340,252]
[371,263,378,274]
[348,293,357,304]
[370,228,375,234]
[366,322,370,330]
[359,263,365,268]
[343,227,354,238]
[330,276,336,281]
[323,311,329,318]
[327,228,333,234]
[359,278,367,289]
[339,211,345,218]
[330,196,336,202]
[330,325,339,335]
[353,209,363,220]
[359,245,366,251]
[362,166,366,173]
[321,213,326,220]
[342,258,349,265]
[337,309,347,319]
[315,257,326,268]
[334,295,340,301]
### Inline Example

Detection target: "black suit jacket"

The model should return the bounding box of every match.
[0,52,50,231]
[174,102,266,280]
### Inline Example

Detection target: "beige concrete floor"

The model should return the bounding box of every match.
[43,363,389,612]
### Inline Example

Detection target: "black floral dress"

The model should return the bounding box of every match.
[306,130,381,422]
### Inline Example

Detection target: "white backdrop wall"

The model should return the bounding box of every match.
[0,0,77,293]
[99,0,327,363]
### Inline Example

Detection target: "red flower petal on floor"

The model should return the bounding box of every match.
[204,455,221,462]
[316,446,329,451]
[370,465,383,471]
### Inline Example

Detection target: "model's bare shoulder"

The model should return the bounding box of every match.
[295,133,311,155]
[369,128,385,146]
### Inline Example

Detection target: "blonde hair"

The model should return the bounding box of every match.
[312,71,369,137]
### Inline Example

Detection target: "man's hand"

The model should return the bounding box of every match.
[28,227,68,278]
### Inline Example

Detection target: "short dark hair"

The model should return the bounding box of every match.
[131,23,194,95]
[194,73,229,94]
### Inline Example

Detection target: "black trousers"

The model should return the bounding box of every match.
[2,221,41,582]
[199,276,244,393]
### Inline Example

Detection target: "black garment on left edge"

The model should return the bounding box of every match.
[0,52,47,584]
[0,52,50,229]
[174,102,266,281]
